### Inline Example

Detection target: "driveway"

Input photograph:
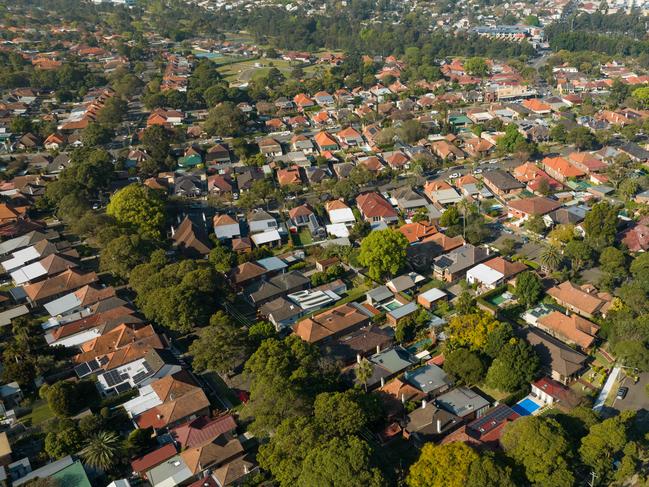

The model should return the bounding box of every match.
[611,371,649,413]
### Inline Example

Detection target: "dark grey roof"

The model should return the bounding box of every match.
[404,405,461,436]
[259,296,303,322]
[483,169,525,191]
[435,387,491,418]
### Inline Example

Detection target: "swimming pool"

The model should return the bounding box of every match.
[486,291,513,307]
[382,299,402,312]
[512,397,541,416]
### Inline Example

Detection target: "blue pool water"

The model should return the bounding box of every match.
[512,397,541,416]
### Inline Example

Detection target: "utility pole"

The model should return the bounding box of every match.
[588,470,598,487]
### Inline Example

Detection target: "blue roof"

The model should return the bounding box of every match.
[256,256,288,272]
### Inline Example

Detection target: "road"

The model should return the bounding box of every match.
[611,371,649,413]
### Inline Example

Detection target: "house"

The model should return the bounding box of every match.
[172,216,211,258]
[205,143,232,166]
[337,126,364,146]
[417,288,448,310]
[170,414,237,449]
[213,214,241,241]
[547,281,612,318]
[466,263,505,290]
[403,402,462,444]
[314,131,339,152]
[441,404,520,449]
[522,99,552,114]
[259,297,306,331]
[250,229,282,248]
[463,137,494,158]
[288,204,314,228]
[147,108,184,126]
[567,152,607,173]
[619,219,649,253]
[423,181,462,206]
[293,302,372,344]
[434,386,491,421]
[349,346,415,390]
[247,209,278,234]
[124,370,210,431]
[10,253,77,285]
[619,142,649,162]
[291,134,315,154]
[399,221,438,244]
[531,376,581,409]
[378,378,426,418]
[542,156,585,182]
[386,301,419,326]
[391,187,428,212]
[535,311,599,350]
[507,197,561,221]
[277,166,302,187]
[314,91,334,106]
[294,93,315,109]
[430,140,465,161]
[522,328,588,384]
[356,192,398,225]
[482,257,526,281]
[323,325,394,365]
[44,132,66,150]
[433,244,491,282]
[207,174,233,195]
[247,271,310,307]
[230,262,267,288]
[386,272,426,294]
[404,364,453,397]
[384,151,410,170]
[357,156,385,173]
[258,138,283,158]
[325,200,356,225]
[23,269,98,306]
[482,170,524,198]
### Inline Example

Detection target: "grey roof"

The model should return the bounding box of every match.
[0,305,29,327]
[367,285,393,303]
[259,296,304,322]
[621,142,649,161]
[387,301,419,320]
[433,244,490,275]
[405,364,453,394]
[256,256,288,272]
[388,274,417,293]
[483,169,525,191]
[146,455,192,487]
[370,346,414,373]
[522,327,588,377]
[248,209,275,222]
[434,386,490,418]
[404,405,461,436]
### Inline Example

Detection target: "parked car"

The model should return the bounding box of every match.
[616,387,629,400]
[449,172,460,179]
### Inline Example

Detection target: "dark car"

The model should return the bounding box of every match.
[616,387,629,400]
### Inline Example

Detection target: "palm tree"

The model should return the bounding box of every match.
[539,244,563,272]
[81,431,122,471]
[356,358,374,392]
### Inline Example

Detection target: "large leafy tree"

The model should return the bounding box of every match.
[583,201,619,251]
[188,312,251,374]
[99,234,153,280]
[204,101,246,136]
[297,436,385,487]
[444,348,485,385]
[44,420,84,459]
[515,271,543,308]
[106,184,165,240]
[486,338,539,392]
[408,442,477,487]
[564,239,593,272]
[446,312,504,352]
[501,416,575,487]
[358,228,408,280]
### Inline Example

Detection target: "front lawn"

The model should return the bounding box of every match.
[19,399,54,427]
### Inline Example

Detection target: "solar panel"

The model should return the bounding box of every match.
[98,355,110,366]
[102,369,123,387]
[87,359,101,372]
[115,383,131,394]
[74,363,91,378]
[131,371,150,384]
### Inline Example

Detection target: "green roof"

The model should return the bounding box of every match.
[449,115,472,125]
[178,154,202,167]
[51,460,91,487]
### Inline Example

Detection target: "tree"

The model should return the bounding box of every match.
[632,86,649,108]
[524,14,541,26]
[243,336,325,435]
[583,201,618,251]
[355,358,374,392]
[408,442,478,487]
[188,312,251,374]
[446,312,504,352]
[464,57,488,77]
[297,436,385,487]
[497,124,534,156]
[358,228,408,280]
[501,416,575,487]
[140,125,172,172]
[44,381,81,417]
[524,215,546,235]
[126,427,155,454]
[100,234,152,279]
[564,239,593,273]
[81,431,122,471]
[539,243,563,272]
[599,246,626,288]
[439,205,461,227]
[82,123,113,146]
[97,96,128,127]
[444,348,485,385]
[486,339,539,392]
[467,452,516,487]
[313,390,371,436]
[204,101,246,137]
[566,126,597,150]
[209,241,236,273]
[547,224,575,245]
[483,322,514,359]
[45,422,84,459]
[106,184,165,240]
[515,271,543,308]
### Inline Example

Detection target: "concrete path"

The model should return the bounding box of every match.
[593,366,621,411]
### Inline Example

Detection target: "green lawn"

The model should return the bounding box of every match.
[218,58,322,85]
[20,399,54,427]
[477,383,510,402]
[291,228,313,247]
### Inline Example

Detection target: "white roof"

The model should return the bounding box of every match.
[250,229,281,245]
[44,292,82,317]
[432,188,462,204]
[328,207,356,224]
[466,263,504,285]
[419,288,448,303]
[10,261,46,285]
[122,385,162,417]
[2,245,41,272]
[326,223,350,238]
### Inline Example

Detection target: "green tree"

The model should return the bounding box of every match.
[140,125,172,173]
[564,239,593,272]
[524,14,541,26]
[446,312,503,352]
[486,339,539,392]
[439,205,460,227]
[209,241,236,273]
[188,312,251,374]
[501,416,575,487]
[106,184,165,240]
[355,358,374,392]
[525,215,546,235]
[566,126,597,150]
[44,381,81,417]
[632,86,649,108]
[99,234,152,279]
[547,224,576,246]
[539,243,564,272]
[82,123,113,146]
[464,57,488,77]
[45,422,84,459]
[516,271,543,308]
[358,228,408,280]
[97,96,128,127]
[204,101,246,137]
[297,436,385,487]
[408,442,478,487]
[81,431,122,471]
[583,201,618,251]
[599,246,626,288]
[444,348,485,385]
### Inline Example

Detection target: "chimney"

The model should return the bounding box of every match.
[380,377,385,387]
[156,414,162,419]
[401,393,405,404]
[421,399,427,409]
[170,225,175,237]
[244,465,249,474]
[437,419,442,433]
[356,354,361,364]
[202,212,206,222]
[376,344,381,354]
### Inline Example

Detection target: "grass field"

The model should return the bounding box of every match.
[19,399,54,427]
[217,58,323,85]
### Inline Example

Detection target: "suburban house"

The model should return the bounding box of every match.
[430,140,465,161]
[399,221,438,244]
[522,328,588,384]
[441,404,520,449]
[336,126,364,147]
[507,196,561,221]
[567,152,607,173]
[433,244,490,282]
[258,138,283,158]
[535,311,599,350]
[417,288,448,309]
[482,170,525,198]
[325,200,356,225]
[356,192,399,225]
[288,205,314,228]
[349,346,415,390]
[213,214,241,241]
[277,166,302,186]
[172,216,211,258]
[404,365,453,398]
[530,376,581,409]
[314,131,339,152]
[542,156,585,182]
[619,218,649,253]
[423,180,462,206]
[466,263,506,290]
[391,187,428,212]
[482,257,526,281]
[434,386,491,421]
[246,271,310,307]
[205,143,232,166]
[403,402,462,444]
[247,209,278,234]
[547,281,612,318]
[293,302,372,344]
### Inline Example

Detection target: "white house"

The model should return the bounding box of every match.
[466,263,504,290]
[213,214,241,240]
[325,200,356,225]
[248,209,278,234]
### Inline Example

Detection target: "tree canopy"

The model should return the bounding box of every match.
[106,184,166,240]
[358,228,408,280]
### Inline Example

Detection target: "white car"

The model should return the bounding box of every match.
[449,172,460,179]
[473,168,483,174]
[489,160,498,164]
